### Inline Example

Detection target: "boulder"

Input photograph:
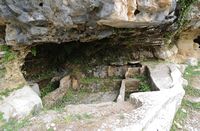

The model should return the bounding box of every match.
[154,45,178,60]
[0,86,43,121]
[59,75,71,88]
[29,83,41,96]
[148,64,173,90]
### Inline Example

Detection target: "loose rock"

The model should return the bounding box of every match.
[0,86,43,121]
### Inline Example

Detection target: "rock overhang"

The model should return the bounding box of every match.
[0,0,178,46]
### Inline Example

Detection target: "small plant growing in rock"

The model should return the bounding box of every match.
[136,75,151,92]
[0,118,30,130]
[177,0,198,27]
[0,112,30,130]
[164,0,198,45]
[64,113,93,123]
[0,85,23,100]
[31,47,37,56]
[41,83,58,98]
[0,68,6,78]
[0,45,16,64]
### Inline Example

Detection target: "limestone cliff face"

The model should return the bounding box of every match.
[0,0,199,90]
[175,0,200,62]
[0,0,177,46]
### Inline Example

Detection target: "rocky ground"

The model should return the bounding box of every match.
[171,63,200,131]
[0,61,187,131]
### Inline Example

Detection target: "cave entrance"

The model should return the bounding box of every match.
[194,35,200,48]
[22,41,155,108]
[22,41,133,99]
[22,40,135,81]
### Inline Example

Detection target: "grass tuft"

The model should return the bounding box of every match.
[136,75,151,92]
[171,62,200,130]
[0,114,30,131]
[0,45,16,64]
[63,113,93,123]
[41,83,59,98]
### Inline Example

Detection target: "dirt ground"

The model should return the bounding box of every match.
[20,102,136,131]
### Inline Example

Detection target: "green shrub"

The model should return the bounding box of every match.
[0,45,16,63]
[137,75,151,92]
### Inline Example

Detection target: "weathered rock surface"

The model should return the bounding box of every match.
[154,45,178,60]
[0,1,199,92]
[175,0,200,63]
[128,86,184,131]
[0,85,43,121]
[185,0,200,29]
[136,64,185,130]
[148,63,174,90]
[125,67,140,78]
[0,1,198,131]
[42,75,71,108]
[0,0,177,46]
[29,83,41,96]
[148,63,186,90]
[124,78,140,93]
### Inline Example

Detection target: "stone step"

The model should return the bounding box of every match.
[185,96,200,103]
